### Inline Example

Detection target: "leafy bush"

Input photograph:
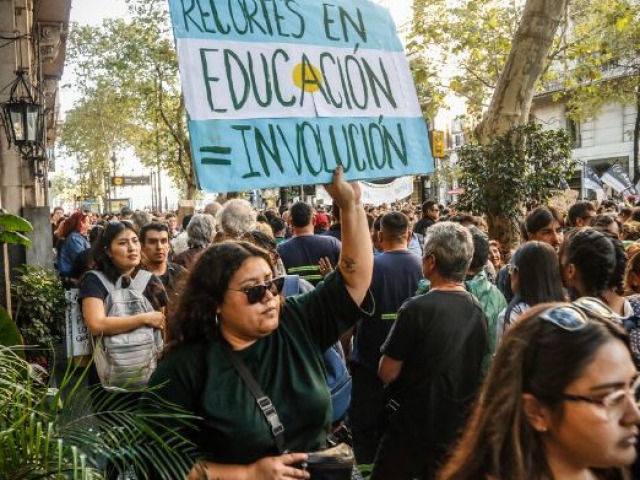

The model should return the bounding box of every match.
[12,265,67,355]
[458,123,577,247]
[0,345,195,478]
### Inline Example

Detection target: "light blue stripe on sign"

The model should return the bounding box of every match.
[167,0,403,52]
[189,115,434,193]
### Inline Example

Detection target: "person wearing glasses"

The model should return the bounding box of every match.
[373,222,488,480]
[567,201,598,229]
[438,302,640,480]
[412,199,440,237]
[148,167,373,480]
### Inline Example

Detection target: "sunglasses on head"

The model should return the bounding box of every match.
[538,297,620,331]
[229,276,285,304]
[539,305,588,331]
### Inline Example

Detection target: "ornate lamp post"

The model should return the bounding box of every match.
[1,69,44,158]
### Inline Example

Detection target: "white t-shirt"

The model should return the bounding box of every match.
[496,301,530,346]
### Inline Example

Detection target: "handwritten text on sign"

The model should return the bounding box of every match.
[168,0,433,192]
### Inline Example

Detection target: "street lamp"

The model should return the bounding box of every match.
[1,69,44,157]
[111,152,118,202]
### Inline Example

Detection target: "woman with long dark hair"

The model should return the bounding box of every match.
[439,303,640,480]
[498,207,564,302]
[149,168,373,480]
[79,220,167,478]
[561,229,626,314]
[497,241,566,340]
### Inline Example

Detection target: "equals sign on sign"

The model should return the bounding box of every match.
[200,146,231,165]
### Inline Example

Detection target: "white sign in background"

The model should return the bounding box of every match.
[65,289,91,358]
[316,176,414,205]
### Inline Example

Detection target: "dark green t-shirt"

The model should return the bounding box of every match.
[148,270,373,465]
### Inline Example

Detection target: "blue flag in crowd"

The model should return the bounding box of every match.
[583,165,604,191]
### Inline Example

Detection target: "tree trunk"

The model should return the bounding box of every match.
[487,212,522,252]
[634,82,640,183]
[478,0,568,144]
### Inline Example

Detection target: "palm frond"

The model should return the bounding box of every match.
[0,345,198,479]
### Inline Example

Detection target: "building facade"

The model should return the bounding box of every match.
[0,0,72,305]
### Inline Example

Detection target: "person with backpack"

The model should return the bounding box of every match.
[79,220,168,479]
[147,167,373,480]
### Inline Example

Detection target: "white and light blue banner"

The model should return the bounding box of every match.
[168,0,433,193]
[316,176,414,205]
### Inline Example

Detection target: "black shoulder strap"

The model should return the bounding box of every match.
[220,343,285,454]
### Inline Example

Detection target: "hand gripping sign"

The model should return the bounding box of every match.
[168,0,434,192]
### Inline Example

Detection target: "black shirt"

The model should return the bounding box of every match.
[382,290,487,449]
[413,217,436,237]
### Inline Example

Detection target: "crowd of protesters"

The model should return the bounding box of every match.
[49,182,640,480]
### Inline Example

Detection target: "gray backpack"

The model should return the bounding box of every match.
[89,270,164,390]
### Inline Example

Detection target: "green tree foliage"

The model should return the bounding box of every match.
[0,211,33,346]
[458,123,576,246]
[562,0,640,179]
[50,172,82,207]
[12,266,67,362]
[60,82,137,201]
[64,0,197,199]
[409,0,526,123]
[0,211,32,248]
[406,0,447,121]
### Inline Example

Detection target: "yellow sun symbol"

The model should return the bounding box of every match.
[292,63,323,92]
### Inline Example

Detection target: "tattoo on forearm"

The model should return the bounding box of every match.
[341,256,357,274]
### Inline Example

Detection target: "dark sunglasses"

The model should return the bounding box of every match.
[105,220,135,230]
[228,276,285,304]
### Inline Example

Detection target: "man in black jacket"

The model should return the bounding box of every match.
[412,199,439,236]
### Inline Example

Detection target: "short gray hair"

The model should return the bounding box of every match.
[131,211,152,231]
[187,214,217,248]
[217,199,257,238]
[204,201,222,217]
[424,222,474,281]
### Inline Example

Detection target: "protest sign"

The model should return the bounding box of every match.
[167,0,433,192]
[65,289,91,358]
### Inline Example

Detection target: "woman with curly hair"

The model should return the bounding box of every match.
[149,168,373,480]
